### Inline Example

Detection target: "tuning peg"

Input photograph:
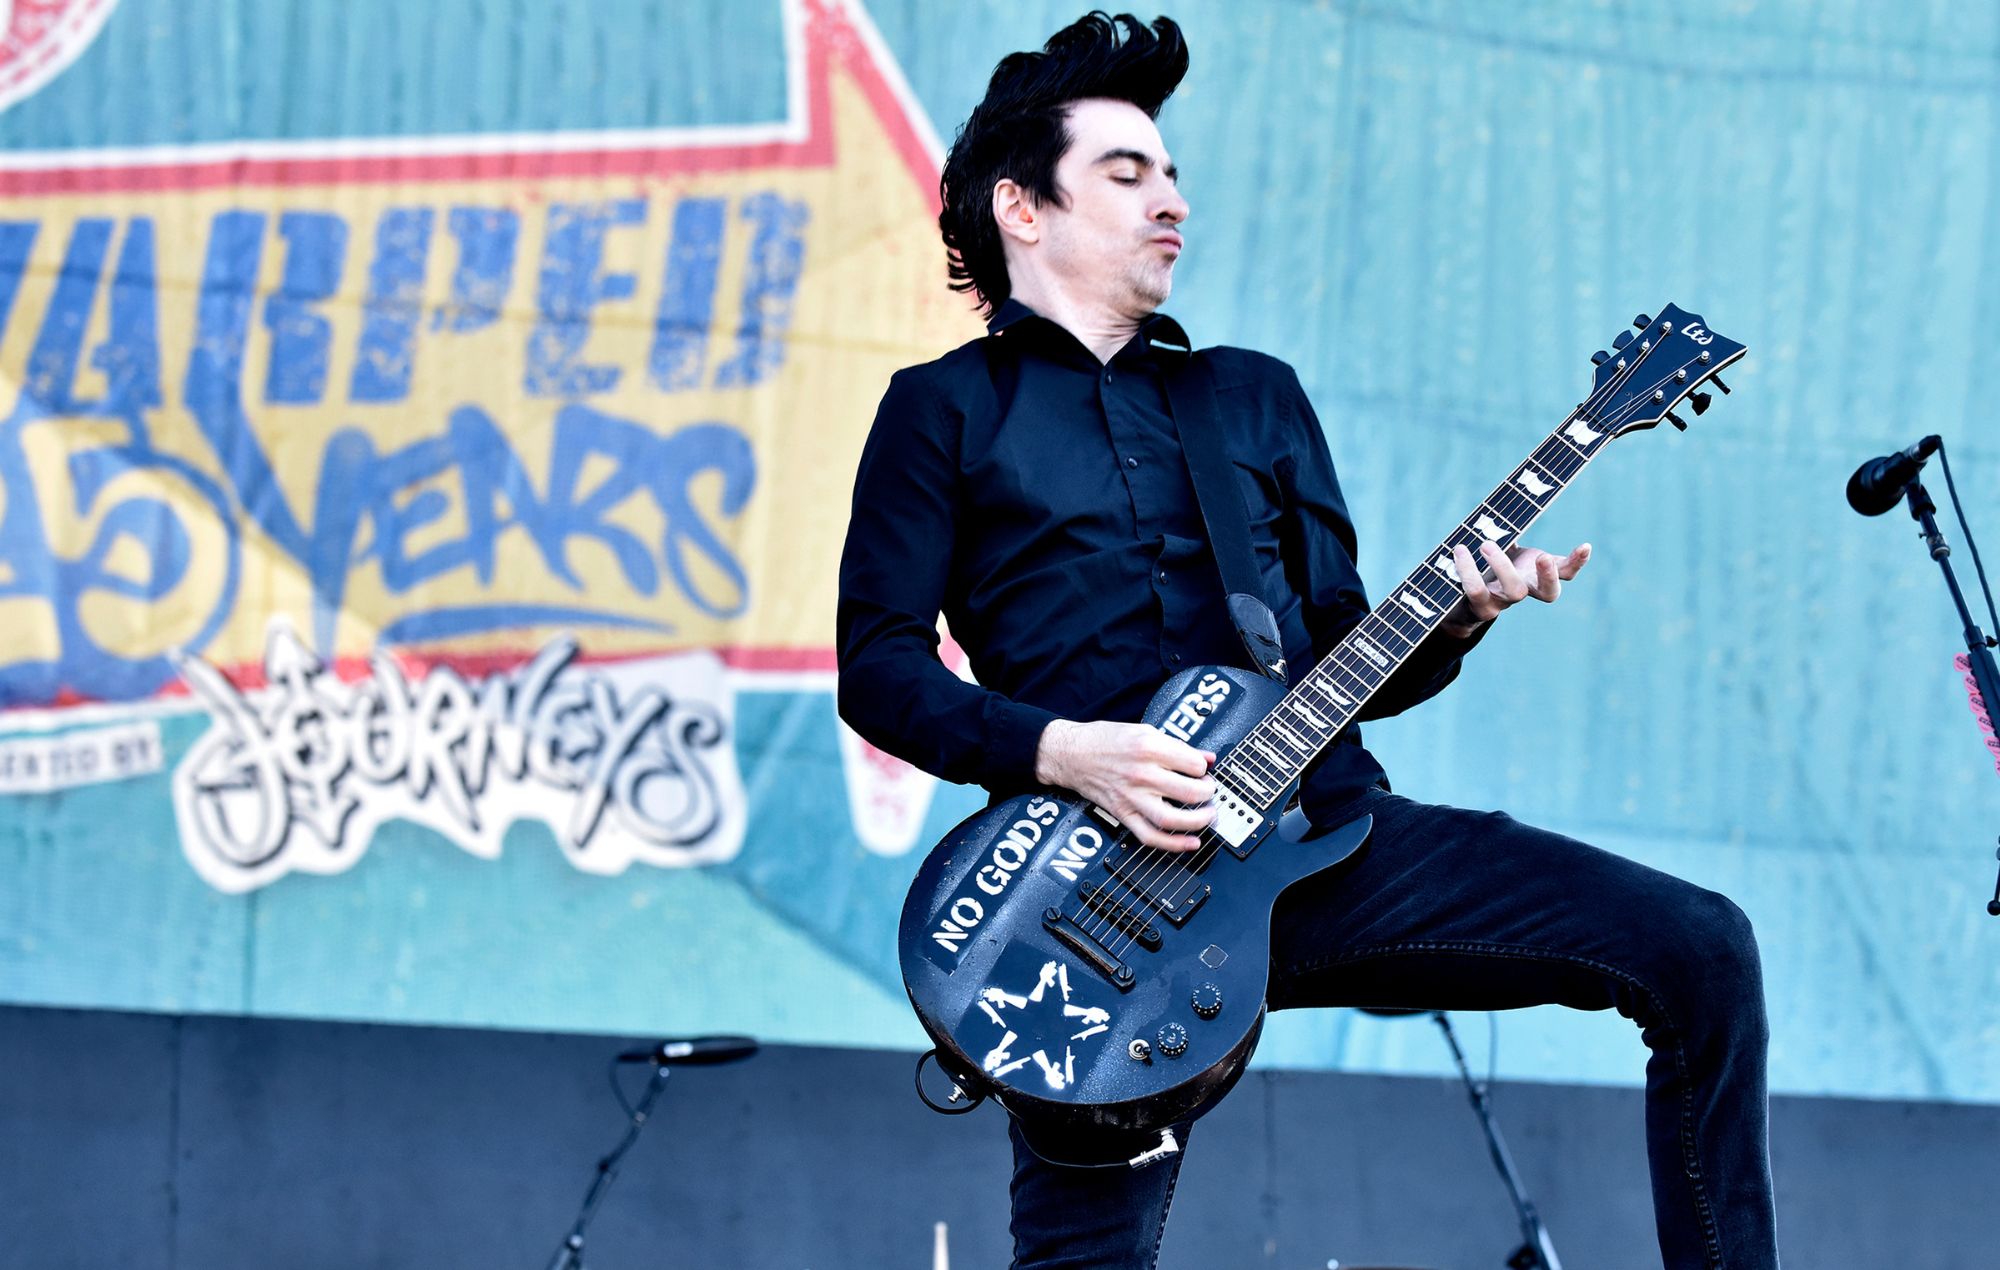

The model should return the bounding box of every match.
[1590,349,1611,366]
[1709,375,1731,395]
[1689,391,1712,415]
[1634,313,1653,329]
[1612,331,1633,351]
[1665,411,1688,431]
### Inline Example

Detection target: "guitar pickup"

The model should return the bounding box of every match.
[1042,906,1136,991]
[1101,854,1210,925]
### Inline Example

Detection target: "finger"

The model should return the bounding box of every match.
[1452,544,1501,620]
[1123,811,1205,852]
[1452,544,1492,601]
[1558,542,1593,580]
[1149,770,1217,807]
[1149,798,1217,834]
[1144,732,1213,778]
[1482,541,1530,603]
[1531,551,1561,602]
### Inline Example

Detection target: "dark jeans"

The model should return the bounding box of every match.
[1008,791,1777,1270]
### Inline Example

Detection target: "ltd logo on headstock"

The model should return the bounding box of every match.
[1683,322,1715,346]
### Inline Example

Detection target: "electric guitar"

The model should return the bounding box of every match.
[897,305,1746,1166]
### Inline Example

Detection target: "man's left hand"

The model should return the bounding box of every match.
[1439,540,1592,638]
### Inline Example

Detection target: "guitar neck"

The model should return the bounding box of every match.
[1216,411,1612,811]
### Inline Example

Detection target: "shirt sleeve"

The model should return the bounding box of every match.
[1275,366,1487,721]
[836,367,1060,791]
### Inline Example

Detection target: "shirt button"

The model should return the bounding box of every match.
[1125,456,1139,469]
[1169,652,1185,665]
[1104,371,1114,384]
[1157,570,1169,582]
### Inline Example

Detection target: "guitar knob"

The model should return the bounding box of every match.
[1689,391,1712,416]
[1589,349,1610,366]
[1634,313,1653,329]
[1611,331,1633,351]
[1157,1023,1189,1058]
[1191,982,1223,1020]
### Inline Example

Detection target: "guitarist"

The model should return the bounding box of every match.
[837,14,1778,1270]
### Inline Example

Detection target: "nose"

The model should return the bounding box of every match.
[1155,181,1188,226]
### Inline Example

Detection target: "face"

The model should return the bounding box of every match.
[1027,97,1190,316]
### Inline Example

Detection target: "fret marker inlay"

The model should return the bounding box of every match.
[1515,466,1554,496]
[1563,418,1602,448]
[1398,590,1437,619]
[1473,512,1508,542]
[1355,638,1390,669]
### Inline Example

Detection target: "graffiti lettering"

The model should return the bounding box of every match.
[1047,825,1104,884]
[169,623,746,893]
[0,192,795,705]
[1160,673,1231,744]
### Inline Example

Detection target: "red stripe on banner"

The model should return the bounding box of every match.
[0,1,938,206]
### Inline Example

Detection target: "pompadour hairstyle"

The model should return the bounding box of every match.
[938,12,1189,316]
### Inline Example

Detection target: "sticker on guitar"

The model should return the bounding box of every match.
[976,956,1116,1092]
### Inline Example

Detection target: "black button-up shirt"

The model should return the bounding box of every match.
[837,299,1479,817]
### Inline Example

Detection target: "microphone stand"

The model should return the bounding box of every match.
[1902,478,2000,916]
[547,1063,672,1270]
[1429,1012,1562,1270]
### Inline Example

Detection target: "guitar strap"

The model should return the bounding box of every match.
[1157,345,1291,684]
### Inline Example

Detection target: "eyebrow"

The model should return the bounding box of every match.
[1093,147,1178,182]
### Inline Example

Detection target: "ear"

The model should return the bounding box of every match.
[992,179,1040,246]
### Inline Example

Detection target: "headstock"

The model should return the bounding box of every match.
[1581,303,1746,440]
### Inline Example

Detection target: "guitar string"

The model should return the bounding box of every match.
[1090,344,1670,936]
[1072,346,1659,955]
[1091,345,1715,960]
[1115,343,1716,944]
[1080,343,1718,962]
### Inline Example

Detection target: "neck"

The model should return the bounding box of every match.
[1007,274,1148,363]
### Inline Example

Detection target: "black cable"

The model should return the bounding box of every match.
[607,1054,638,1121]
[1937,441,1999,642]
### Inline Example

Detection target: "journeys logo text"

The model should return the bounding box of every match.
[172,624,744,893]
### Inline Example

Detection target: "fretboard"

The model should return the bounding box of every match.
[1216,412,1615,810]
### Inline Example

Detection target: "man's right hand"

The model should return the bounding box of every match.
[1034,720,1217,851]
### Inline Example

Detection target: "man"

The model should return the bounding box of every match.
[837,14,1775,1269]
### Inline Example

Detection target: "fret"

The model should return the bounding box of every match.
[1359,614,1415,656]
[1470,507,1512,543]
[1293,701,1332,732]
[1245,735,1289,771]
[1396,587,1440,621]
[1268,717,1308,752]
[1486,483,1541,528]
[1253,722,1306,765]
[1314,678,1355,710]
[1533,438,1585,478]
[1511,460,1557,499]
[1561,417,1604,449]
[1226,763,1273,802]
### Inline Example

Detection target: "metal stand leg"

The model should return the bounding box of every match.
[547,1064,673,1270]
[1430,1012,1562,1270]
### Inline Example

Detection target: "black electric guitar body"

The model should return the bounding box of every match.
[901,664,1371,1165]
[897,305,1747,1167]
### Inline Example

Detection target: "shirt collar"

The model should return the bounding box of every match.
[987,298,1193,363]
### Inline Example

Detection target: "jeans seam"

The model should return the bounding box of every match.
[1145,1149,1184,1270]
[1289,939,1728,1270]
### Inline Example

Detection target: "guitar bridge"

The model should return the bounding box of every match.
[1041,907,1136,991]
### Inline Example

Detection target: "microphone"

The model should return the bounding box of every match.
[1846,434,1942,516]
[615,1035,759,1066]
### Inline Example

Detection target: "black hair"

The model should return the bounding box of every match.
[938,12,1189,316]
